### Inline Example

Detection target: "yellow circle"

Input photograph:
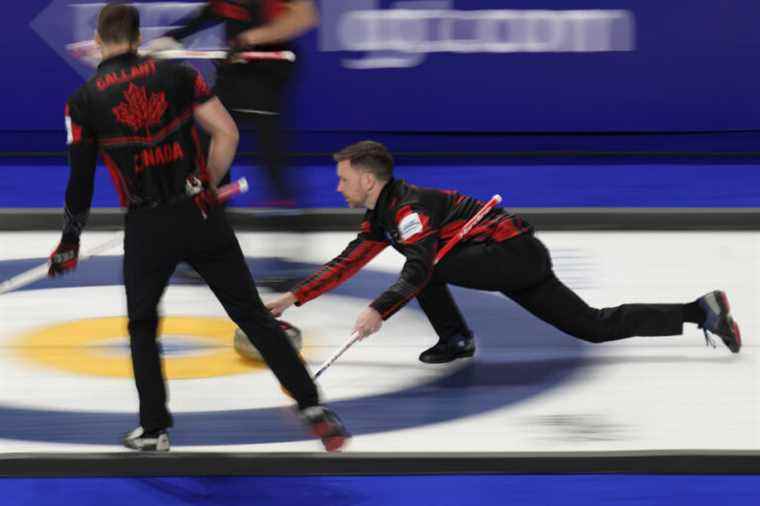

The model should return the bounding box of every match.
[12,316,270,379]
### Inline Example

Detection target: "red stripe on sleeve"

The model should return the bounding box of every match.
[194,73,212,103]
[100,152,129,207]
[65,104,84,145]
[190,126,209,181]
[439,219,465,241]
[294,240,387,304]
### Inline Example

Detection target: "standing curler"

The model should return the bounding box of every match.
[51,4,348,454]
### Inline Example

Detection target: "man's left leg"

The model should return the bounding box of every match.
[416,280,475,363]
[188,227,319,409]
[187,209,350,451]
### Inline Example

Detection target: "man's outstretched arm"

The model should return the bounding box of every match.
[266,220,388,316]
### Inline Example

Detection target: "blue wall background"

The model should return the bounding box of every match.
[2,1,760,207]
[2,1,760,151]
[3,158,758,208]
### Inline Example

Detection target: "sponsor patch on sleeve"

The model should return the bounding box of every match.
[398,212,424,241]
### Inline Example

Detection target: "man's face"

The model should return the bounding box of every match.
[336,160,368,208]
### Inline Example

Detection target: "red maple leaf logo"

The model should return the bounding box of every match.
[112,83,168,132]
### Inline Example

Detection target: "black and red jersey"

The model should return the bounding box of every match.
[166,0,295,51]
[293,179,533,320]
[62,52,213,241]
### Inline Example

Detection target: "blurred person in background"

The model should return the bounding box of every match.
[148,0,318,289]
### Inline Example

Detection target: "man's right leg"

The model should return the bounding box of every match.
[502,237,739,350]
[448,234,694,343]
[507,272,688,343]
[416,281,475,363]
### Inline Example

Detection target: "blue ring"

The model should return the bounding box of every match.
[0,256,587,445]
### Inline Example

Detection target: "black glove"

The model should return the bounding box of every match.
[48,242,80,277]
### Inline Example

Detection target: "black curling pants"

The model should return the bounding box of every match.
[124,199,318,431]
